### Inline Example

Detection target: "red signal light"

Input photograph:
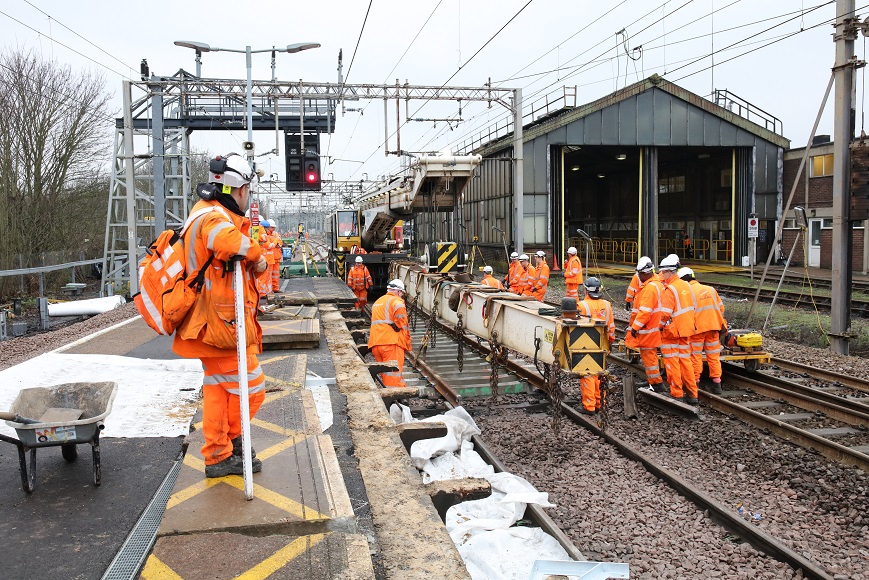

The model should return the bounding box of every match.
[307,172,317,182]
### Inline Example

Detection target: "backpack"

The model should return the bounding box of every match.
[134,206,229,335]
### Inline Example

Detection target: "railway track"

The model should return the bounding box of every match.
[712,282,869,317]
[351,305,867,578]
[732,271,869,295]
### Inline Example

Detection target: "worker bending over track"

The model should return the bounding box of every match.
[658,254,699,405]
[368,279,412,387]
[576,277,615,414]
[679,267,726,394]
[624,256,665,392]
[174,153,269,478]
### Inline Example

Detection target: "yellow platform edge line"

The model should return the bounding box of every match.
[233,534,326,580]
[141,555,184,580]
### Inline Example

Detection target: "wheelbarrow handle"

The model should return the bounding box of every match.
[0,411,39,425]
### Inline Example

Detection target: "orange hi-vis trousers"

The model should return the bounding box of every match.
[270,262,281,292]
[256,268,272,296]
[565,284,580,299]
[691,329,723,382]
[661,337,698,398]
[580,375,605,411]
[640,347,663,386]
[371,344,407,387]
[200,355,266,466]
[353,289,368,310]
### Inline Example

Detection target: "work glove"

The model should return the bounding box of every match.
[255,255,269,273]
[624,301,631,311]
[630,329,638,338]
[390,323,401,333]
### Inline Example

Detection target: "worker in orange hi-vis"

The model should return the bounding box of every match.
[367,279,412,388]
[173,153,268,478]
[563,246,583,299]
[575,277,615,415]
[515,254,533,296]
[256,220,275,297]
[624,256,665,393]
[624,272,641,312]
[524,254,538,297]
[679,267,726,395]
[531,250,550,301]
[658,253,699,405]
[267,221,283,293]
[504,252,521,292]
[480,265,504,289]
[347,256,373,311]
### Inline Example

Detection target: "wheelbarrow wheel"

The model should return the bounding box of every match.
[61,443,78,462]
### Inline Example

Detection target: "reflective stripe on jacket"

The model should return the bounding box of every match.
[577,298,616,343]
[368,294,411,351]
[173,199,264,359]
[625,273,641,304]
[689,279,726,333]
[626,274,663,348]
[532,261,550,301]
[520,265,536,296]
[347,264,373,291]
[481,274,503,290]
[507,261,522,292]
[563,255,583,285]
[660,277,697,339]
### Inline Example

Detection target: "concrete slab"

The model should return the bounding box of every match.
[260,305,319,320]
[272,291,318,306]
[145,531,375,580]
[262,318,320,349]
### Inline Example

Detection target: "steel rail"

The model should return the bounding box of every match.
[769,357,869,394]
[714,283,869,316]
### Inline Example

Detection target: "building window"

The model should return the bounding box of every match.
[523,194,548,244]
[658,175,685,194]
[809,153,834,177]
[822,218,833,228]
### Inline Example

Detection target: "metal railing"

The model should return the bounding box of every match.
[713,89,783,136]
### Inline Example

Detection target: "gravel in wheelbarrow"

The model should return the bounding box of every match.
[0,381,118,492]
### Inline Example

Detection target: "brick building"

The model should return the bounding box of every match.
[781,137,869,273]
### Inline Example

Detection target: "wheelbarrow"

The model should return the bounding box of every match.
[0,381,117,492]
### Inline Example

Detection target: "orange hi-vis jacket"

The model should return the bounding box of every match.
[577,297,616,343]
[368,293,411,351]
[347,263,373,291]
[625,273,641,305]
[563,255,583,285]
[259,230,275,265]
[689,279,726,333]
[270,232,283,262]
[660,277,698,339]
[532,261,550,301]
[507,260,522,293]
[626,274,663,349]
[481,274,503,290]
[173,199,264,359]
[515,264,532,295]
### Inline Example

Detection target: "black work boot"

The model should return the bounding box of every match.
[205,454,244,478]
[231,437,263,472]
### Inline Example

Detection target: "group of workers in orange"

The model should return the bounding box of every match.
[499,249,562,300]
[624,253,727,405]
[255,219,284,296]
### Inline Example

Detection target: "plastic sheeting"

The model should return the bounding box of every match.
[47,295,126,316]
[0,352,203,439]
[390,403,572,580]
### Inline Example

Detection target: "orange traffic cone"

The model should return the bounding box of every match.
[552,256,560,271]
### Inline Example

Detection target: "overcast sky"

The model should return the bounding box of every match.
[1,0,856,208]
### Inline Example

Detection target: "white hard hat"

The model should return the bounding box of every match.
[209,153,254,189]
[636,256,654,273]
[268,222,277,229]
[535,250,546,258]
[510,252,519,259]
[355,256,363,263]
[483,265,493,273]
[677,266,694,280]
[567,246,577,255]
[387,279,405,292]
[519,254,529,261]
[659,253,681,271]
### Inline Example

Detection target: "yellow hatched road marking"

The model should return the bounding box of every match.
[258,354,296,365]
[222,478,329,520]
[250,417,302,436]
[140,555,184,580]
[233,534,326,580]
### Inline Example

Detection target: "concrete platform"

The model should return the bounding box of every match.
[147,352,373,579]
[261,318,321,349]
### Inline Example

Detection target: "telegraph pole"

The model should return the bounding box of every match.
[513,88,524,254]
[831,0,857,354]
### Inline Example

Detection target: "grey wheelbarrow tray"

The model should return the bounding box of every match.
[0,382,118,492]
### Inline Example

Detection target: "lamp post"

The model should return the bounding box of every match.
[174,40,320,159]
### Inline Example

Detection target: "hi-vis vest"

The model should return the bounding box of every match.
[660,277,698,339]
[626,275,663,349]
[367,294,411,351]
[689,279,726,333]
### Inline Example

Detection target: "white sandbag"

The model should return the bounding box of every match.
[409,408,481,469]
[48,295,126,316]
[422,441,495,483]
[457,527,571,580]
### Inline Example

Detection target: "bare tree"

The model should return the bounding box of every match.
[0,48,112,291]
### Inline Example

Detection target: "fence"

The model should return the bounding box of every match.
[0,253,103,299]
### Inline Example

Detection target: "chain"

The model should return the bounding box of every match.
[488,335,502,402]
[549,354,563,435]
[456,314,465,372]
[597,373,610,432]
[409,294,419,332]
[426,297,439,349]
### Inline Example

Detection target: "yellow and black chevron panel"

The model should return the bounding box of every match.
[430,242,459,273]
[555,322,608,375]
[336,254,346,279]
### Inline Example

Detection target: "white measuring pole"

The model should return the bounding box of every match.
[233,259,254,500]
